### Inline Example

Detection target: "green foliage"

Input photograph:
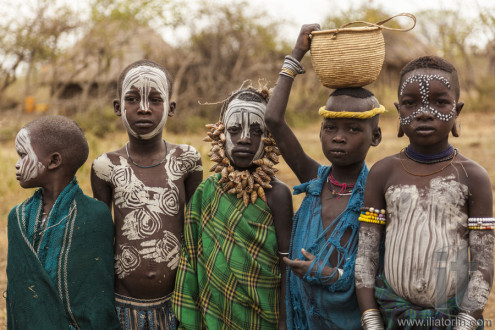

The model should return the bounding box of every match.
[73,104,122,137]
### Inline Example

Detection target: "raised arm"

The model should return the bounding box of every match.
[458,163,494,324]
[265,24,321,184]
[355,161,388,329]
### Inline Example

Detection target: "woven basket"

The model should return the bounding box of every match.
[310,13,416,89]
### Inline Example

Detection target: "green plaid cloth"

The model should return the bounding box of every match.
[375,274,483,330]
[172,174,280,329]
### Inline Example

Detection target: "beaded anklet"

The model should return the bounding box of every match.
[359,207,387,225]
[468,217,495,230]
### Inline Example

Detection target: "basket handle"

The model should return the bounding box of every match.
[339,13,416,32]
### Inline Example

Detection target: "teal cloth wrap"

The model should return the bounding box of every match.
[286,165,367,330]
[6,179,119,329]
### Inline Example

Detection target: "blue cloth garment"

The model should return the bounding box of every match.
[286,165,367,330]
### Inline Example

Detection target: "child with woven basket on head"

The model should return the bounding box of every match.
[265,24,383,329]
[7,115,119,329]
[172,86,293,329]
[355,56,494,330]
[91,59,203,329]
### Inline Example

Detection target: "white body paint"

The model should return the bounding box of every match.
[224,98,267,163]
[462,230,494,312]
[384,175,469,306]
[15,128,45,182]
[355,226,381,289]
[93,145,202,279]
[121,65,170,140]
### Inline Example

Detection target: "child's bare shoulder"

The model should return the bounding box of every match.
[369,153,401,176]
[93,147,127,165]
[455,152,491,183]
[166,143,202,175]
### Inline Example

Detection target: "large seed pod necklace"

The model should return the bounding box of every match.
[203,121,281,206]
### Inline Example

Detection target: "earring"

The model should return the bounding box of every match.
[452,118,461,137]
[397,121,404,137]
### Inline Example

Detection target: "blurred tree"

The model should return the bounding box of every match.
[415,9,478,90]
[0,0,79,103]
[167,1,292,131]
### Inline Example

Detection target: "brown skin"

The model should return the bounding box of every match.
[355,68,494,322]
[265,24,381,282]
[223,101,293,330]
[91,87,203,298]
[17,131,73,214]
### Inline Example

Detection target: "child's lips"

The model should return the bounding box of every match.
[329,149,346,156]
[135,120,154,128]
[415,126,435,135]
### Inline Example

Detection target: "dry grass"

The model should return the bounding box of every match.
[1,112,495,326]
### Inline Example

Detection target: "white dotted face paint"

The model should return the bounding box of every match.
[399,74,456,125]
[224,98,267,164]
[15,128,45,182]
[121,65,170,140]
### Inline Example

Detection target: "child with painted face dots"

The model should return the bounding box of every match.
[355,56,494,329]
[265,24,383,329]
[7,116,119,329]
[91,59,203,329]
[172,86,293,329]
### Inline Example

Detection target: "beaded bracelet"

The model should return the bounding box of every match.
[359,207,387,225]
[468,217,495,230]
[279,55,305,79]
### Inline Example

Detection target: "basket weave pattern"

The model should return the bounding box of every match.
[310,27,385,89]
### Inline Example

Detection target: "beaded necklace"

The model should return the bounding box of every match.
[404,144,455,164]
[399,147,457,177]
[126,140,168,168]
[204,121,280,206]
[327,172,355,199]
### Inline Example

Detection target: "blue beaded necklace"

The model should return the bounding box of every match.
[404,144,456,164]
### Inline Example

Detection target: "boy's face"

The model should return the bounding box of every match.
[397,68,461,146]
[120,65,171,140]
[223,98,267,169]
[320,95,380,167]
[15,128,46,188]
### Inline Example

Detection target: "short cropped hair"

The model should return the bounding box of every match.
[117,59,173,98]
[25,116,89,176]
[329,87,375,99]
[219,87,270,121]
[399,56,460,99]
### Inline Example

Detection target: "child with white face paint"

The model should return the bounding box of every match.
[91,59,203,329]
[8,116,119,329]
[172,87,294,329]
[355,56,494,329]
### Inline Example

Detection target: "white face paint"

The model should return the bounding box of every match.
[224,98,267,164]
[399,74,456,125]
[15,128,45,182]
[121,65,170,140]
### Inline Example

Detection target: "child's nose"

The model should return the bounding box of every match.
[416,108,434,120]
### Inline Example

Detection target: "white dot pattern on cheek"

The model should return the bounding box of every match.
[399,74,456,125]
[15,129,45,181]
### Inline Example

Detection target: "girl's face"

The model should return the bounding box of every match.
[223,98,267,169]
[15,128,46,187]
[397,68,460,149]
